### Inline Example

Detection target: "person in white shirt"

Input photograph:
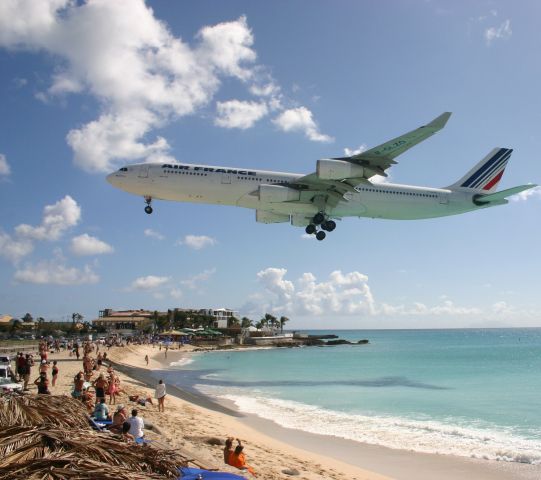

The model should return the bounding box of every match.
[128,408,144,438]
[155,379,166,412]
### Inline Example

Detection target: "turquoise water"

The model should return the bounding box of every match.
[165,329,541,464]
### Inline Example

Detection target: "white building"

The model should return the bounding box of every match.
[198,308,239,329]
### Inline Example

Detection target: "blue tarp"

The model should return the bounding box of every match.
[178,467,247,479]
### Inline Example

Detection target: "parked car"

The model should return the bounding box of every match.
[0,365,21,392]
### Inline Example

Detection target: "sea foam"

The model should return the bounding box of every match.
[198,385,541,465]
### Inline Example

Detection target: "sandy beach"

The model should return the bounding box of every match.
[40,344,541,480]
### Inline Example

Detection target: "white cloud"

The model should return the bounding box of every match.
[15,195,81,241]
[129,275,171,290]
[14,258,99,285]
[256,268,373,316]
[215,100,268,129]
[0,3,332,169]
[273,107,333,143]
[250,268,513,320]
[510,185,541,202]
[70,233,114,256]
[0,232,34,263]
[144,228,165,240]
[343,144,368,157]
[0,3,262,172]
[181,268,216,289]
[0,153,11,176]
[485,19,512,45]
[0,195,82,265]
[180,234,217,250]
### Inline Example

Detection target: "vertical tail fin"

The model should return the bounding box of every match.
[448,148,512,193]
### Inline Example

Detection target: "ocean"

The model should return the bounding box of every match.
[163,328,541,465]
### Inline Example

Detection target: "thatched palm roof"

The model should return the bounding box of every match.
[0,394,186,479]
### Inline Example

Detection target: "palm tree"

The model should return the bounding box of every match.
[71,312,83,324]
[263,313,277,331]
[241,317,253,328]
[279,316,289,333]
[228,316,240,328]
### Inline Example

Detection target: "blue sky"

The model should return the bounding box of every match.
[0,0,539,328]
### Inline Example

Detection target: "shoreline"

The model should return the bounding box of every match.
[134,343,541,480]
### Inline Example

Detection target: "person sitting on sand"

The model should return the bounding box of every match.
[223,437,234,464]
[34,372,50,394]
[127,409,144,439]
[80,387,94,412]
[227,439,257,476]
[108,404,127,433]
[93,398,110,421]
[120,421,135,442]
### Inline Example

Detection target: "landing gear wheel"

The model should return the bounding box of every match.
[305,224,317,235]
[313,212,325,225]
[315,231,326,241]
[322,220,336,232]
[144,196,153,214]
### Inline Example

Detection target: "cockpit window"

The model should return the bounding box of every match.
[120,167,128,172]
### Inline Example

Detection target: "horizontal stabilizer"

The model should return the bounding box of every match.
[473,184,538,204]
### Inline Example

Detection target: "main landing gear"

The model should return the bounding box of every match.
[144,196,153,214]
[305,212,336,241]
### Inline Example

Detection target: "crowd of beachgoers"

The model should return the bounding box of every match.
[4,338,368,480]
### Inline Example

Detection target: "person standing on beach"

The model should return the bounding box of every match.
[23,354,33,391]
[34,372,50,394]
[155,379,166,412]
[93,372,108,404]
[145,354,149,366]
[51,360,59,387]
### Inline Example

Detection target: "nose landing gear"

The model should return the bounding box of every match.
[305,213,336,241]
[144,196,153,214]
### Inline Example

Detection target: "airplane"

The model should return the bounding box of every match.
[106,112,537,241]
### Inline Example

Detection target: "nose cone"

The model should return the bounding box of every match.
[106,172,119,187]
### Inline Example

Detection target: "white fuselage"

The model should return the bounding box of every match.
[106,162,485,223]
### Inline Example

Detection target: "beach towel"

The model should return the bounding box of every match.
[179,467,247,479]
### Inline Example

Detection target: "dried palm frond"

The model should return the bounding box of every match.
[0,394,89,429]
[0,425,186,478]
[0,456,171,479]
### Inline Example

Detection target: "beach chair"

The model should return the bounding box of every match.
[178,467,247,479]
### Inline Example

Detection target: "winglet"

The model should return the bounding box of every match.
[425,112,452,130]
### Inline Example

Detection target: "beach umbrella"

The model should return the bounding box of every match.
[179,467,246,479]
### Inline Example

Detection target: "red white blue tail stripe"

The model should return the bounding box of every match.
[460,148,512,191]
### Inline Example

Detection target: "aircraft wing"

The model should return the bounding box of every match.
[289,112,451,196]
[343,111,452,174]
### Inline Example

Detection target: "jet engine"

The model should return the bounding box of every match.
[316,159,366,180]
[258,184,300,203]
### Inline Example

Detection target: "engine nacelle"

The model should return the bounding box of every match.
[316,159,365,180]
[259,184,300,203]
[256,210,290,224]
